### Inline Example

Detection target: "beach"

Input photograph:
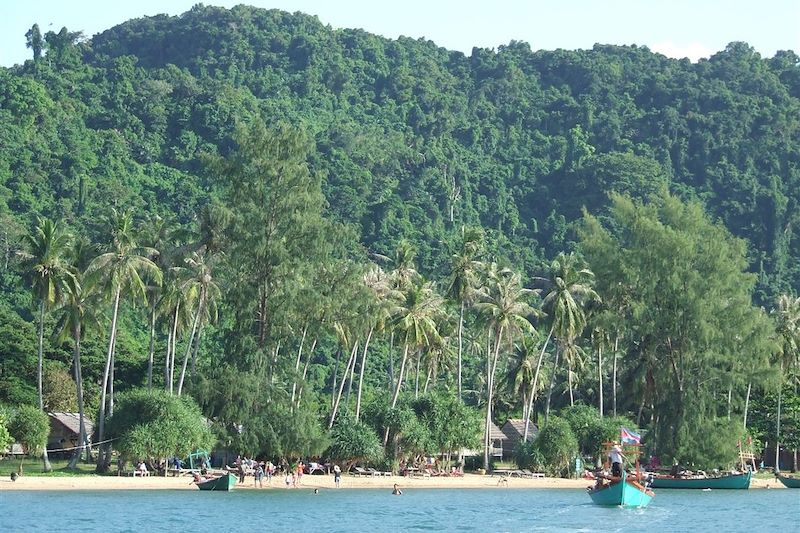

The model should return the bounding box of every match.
[0,472,780,491]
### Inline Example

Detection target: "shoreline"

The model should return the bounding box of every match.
[0,472,780,491]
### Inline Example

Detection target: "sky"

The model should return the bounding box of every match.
[2,1,798,67]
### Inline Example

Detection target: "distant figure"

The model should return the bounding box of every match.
[608,443,625,477]
[136,461,149,477]
[10,472,18,482]
[254,463,264,488]
[392,483,402,495]
[313,488,319,494]
[333,464,341,488]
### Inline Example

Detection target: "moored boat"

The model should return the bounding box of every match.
[196,472,238,491]
[587,470,655,507]
[650,469,751,489]
[776,473,800,489]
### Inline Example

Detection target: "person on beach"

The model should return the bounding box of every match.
[255,463,264,488]
[285,472,294,487]
[333,464,341,488]
[609,443,625,477]
[392,483,402,495]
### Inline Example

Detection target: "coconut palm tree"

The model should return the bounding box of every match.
[86,209,161,470]
[539,252,599,420]
[54,273,101,468]
[474,265,538,470]
[21,217,75,472]
[447,226,483,400]
[177,250,220,395]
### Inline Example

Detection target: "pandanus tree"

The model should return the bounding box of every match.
[446,226,483,400]
[86,209,161,470]
[540,252,599,420]
[21,217,75,472]
[474,265,538,470]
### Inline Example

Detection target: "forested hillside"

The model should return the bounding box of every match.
[1,4,798,471]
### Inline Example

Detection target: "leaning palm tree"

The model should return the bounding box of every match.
[86,209,161,471]
[21,217,75,472]
[447,226,484,400]
[474,265,538,470]
[54,273,101,468]
[539,252,599,420]
[176,250,221,395]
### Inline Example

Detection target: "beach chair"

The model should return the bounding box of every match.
[365,468,380,477]
[351,466,369,476]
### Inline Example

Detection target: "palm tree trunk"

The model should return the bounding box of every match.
[37,302,45,411]
[525,325,553,441]
[355,326,374,422]
[484,326,504,471]
[296,338,317,408]
[291,326,308,406]
[36,301,52,472]
[177,301,202,396]
[597,341,603,418]
[414,352,421,399]
[727,383,733,419]
[612,332,619,417]
[96,286,121,471]
[190,323,203,384]
[390,343,410,410]
[169,302,179,394]
[567,363,574,406]
[147,305,156,390]
[68,323,85,469]
[329,341,359,429]
[458,301,464,401]
[544,344,561,422]
[743,381,752,429]
[164,321,172,392]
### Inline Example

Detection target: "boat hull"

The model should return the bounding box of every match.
[776,474,800,488]
[588,473,654,508]
[197,473,238,491]
[651,470,750,489]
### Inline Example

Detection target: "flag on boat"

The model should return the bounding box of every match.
[620,427,641,445]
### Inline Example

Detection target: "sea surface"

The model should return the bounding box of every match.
[0,487,797,532]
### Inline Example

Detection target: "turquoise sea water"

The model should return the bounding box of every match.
[1,488,797,532]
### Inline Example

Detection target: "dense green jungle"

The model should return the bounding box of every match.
[0,4,798,474]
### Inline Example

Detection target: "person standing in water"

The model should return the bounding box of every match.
[392,483,402,495]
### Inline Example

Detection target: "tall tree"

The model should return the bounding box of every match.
[21,217,75,472]
[86,209,161,470]
[474,264,537,470]
[540,252,598,419]
[447,226,483,401]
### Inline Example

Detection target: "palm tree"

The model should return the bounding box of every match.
[447,226,483,400]
[54,273,101,468]
[539,252,599,420]
[474,265,538,470]
[21,217,75,472]
[177,251,220,395]
[772,294,800,471]
[356,265,403,421]
[86,209,161,470]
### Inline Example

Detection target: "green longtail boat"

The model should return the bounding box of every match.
[776,473,800,488]
[587,470,655,507]
[196,473,238,491]
[650,470,751,489]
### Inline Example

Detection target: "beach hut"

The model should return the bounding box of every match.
[500,419,539,460]
[47,412,93,457]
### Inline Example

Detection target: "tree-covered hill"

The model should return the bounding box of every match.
[1,4,798,471]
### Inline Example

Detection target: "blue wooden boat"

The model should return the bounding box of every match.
[196,472,237,491]
[650,470,751,489]
[587,471,655,507]
[776,473,800,488]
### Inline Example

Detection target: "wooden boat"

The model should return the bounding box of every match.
[196,472,237,491]
[650,469,751,489]
[587,470,655,508]
[776,473,800,488]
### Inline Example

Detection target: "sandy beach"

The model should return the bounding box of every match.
[0,472,781,491]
